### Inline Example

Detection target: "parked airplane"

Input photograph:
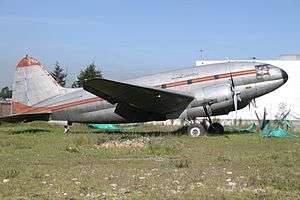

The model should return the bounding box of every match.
[1,55,288,137]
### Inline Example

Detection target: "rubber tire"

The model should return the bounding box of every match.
[187,124,207,137]
[208,122,224,134]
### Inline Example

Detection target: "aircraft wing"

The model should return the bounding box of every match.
[0,113,51,123]
[83,78,194,116]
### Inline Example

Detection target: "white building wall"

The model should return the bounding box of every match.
[195,58,300,121]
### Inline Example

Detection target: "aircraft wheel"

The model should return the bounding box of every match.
[187,124,206,137]
[208,122,224,134]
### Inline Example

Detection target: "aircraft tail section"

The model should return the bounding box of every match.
[12,55,61,114]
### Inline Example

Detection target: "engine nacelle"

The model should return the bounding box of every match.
[191,84,232,107]
[180,84,234,119]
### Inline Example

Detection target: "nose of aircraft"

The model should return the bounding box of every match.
[281,69,288,84]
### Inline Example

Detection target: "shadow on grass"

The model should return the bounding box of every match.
[208,131,256,139]
[83,127,187,138]
[6,126,256,138]
[85,127,255,138]
[9,128,51,135]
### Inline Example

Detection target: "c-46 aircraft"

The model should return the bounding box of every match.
[1,55,288,137]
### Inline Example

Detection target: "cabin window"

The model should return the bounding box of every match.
[161,84,166,89]
[187,79,192,84]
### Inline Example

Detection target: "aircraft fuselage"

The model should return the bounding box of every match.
[41,61,287,123]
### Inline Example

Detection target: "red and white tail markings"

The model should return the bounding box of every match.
[17,55,41,68]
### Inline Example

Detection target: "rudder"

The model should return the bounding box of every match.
[12,55,61,114]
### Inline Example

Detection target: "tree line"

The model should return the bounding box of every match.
[0,61,102,100]
[51,61,102,87]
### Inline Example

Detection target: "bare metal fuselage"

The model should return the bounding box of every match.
[38,61,286,123]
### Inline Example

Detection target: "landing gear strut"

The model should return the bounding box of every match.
[203,105,224,134]
[64,121,72,133]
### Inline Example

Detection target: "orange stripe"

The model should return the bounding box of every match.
[192,76,215,84]
[12,102,51,114]
[162,69,256,88]
[13,97,102,114]
[50,97,101,111]
[166,80,187,87]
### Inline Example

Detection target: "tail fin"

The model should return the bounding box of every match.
[12,55,61,114]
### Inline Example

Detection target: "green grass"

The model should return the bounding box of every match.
[0,122,299,199]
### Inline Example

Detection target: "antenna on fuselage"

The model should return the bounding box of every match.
[199,49,204,61]
[195,49,205,65]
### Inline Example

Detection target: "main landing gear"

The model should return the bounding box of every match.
[203,105,224,134]
[186,120,224,137]
[207,122,224,134]
[187,122,207,137]
[186,106,224,137]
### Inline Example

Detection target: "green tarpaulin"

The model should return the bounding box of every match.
[260,111,298,138]
[225,123,257,133]
[88,124,122,131]
[261,122,298,138]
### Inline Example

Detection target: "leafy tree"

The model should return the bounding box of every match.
[0,86,12,100]
[72,62,102,88]
[51,61,67,87]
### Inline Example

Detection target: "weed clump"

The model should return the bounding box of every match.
[73,135,94,146]
[145,143,175,156]
[65,145,80,153]
[170,158,191,168]
[216,155,232,163]
[3,168,20,179]
[96,136,114,145]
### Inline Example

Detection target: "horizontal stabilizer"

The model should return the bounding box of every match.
[0,113,51,123]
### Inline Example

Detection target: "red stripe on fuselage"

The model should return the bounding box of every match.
[13,97,102,114]
[162,69,256,88]
[165,80,187,88]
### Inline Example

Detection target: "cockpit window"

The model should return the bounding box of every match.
[255,64,270,78]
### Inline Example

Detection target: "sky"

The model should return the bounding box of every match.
[0,0,300,87]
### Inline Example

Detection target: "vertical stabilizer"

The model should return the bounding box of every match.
[12,55,61,114]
